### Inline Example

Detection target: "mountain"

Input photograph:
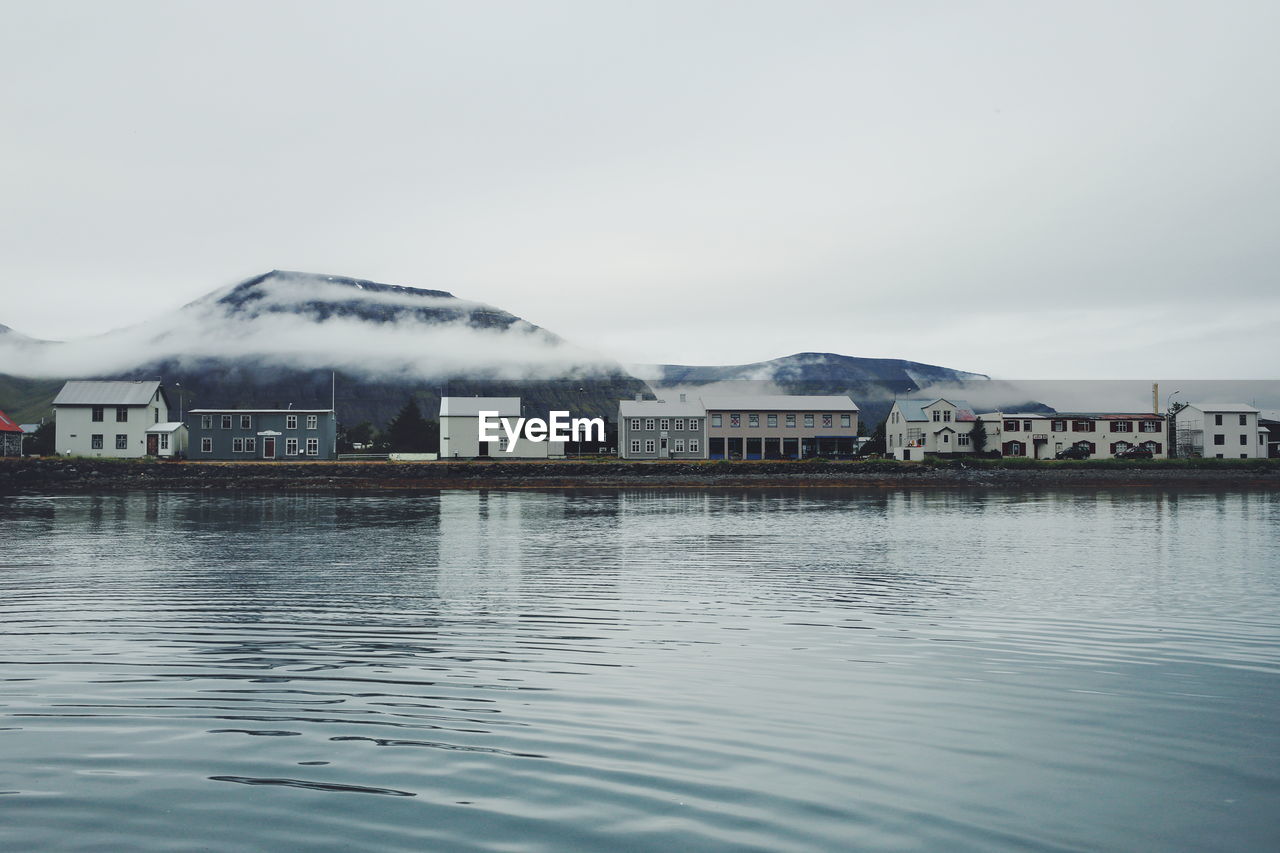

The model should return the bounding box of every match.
[639,352,991,428]
[0,271,1000,433]
[0,270,646,427]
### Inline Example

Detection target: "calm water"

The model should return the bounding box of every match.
[2,489,1279,852]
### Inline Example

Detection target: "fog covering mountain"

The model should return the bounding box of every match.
[0,271,993,431]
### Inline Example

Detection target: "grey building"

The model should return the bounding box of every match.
[618,395,706,459]
[188,408,336,460]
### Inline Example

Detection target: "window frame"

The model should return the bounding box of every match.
[286,414,298,430]
[240,414,253,430]
[115,434,128,450]
[91,406,104,422]
[306,415,318,430]
[116,407,128,423]
[221,415,232,430]
[201,437,212,453]
[91,434,103,449]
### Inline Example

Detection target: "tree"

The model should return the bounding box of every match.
[969,417,988,454]
[24,422,55,456]
[383,400,434,452]
[859,418,886,456]
[337,421,377,453]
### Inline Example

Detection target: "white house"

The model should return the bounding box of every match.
[53,380,171,458]
[438,397,566,459]
[145,422,188,458]
[1172,403,1266,459]
[886,398,980,460]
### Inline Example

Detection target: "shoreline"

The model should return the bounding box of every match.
[3,458,1279,492]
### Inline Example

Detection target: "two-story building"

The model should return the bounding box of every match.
[617,394,706,459]
[53,380,171,458]
[1171,403,1266,459]
[439,397,567,458]
[703,395,859,459]
[188,408,337,460]
[886,398,979,460]
[981,412,1167,459]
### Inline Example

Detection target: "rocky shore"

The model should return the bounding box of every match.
[3,457,1279,492]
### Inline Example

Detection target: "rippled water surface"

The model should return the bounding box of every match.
[2,489,1279,852]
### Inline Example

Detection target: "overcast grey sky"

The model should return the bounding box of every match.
[2,1,1277,378]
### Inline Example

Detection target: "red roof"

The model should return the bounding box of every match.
[0,410,22,433]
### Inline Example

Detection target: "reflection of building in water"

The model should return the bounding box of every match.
[436,491,533,603]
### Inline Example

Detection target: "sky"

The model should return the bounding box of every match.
[2,0,1277,378]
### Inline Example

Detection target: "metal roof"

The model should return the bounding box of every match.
[893,398,977,422]
[0,409,22,433]
[438,397,521,417]
[1182,402,1260,413]
[619,399,706,417]
[145,422,187,433]
[701,395,859,412]
[54,380,162,406]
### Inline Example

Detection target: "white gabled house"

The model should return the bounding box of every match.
[438,397,566,459]
[1171,403,1266,459]
[886,398,980,460]
[53,380,171,458]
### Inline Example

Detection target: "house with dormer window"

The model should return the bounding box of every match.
[886,398,979,460]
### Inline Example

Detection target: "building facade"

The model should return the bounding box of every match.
[439,397,566,458]
[145,422,188,458]
[981,412,1168,459]
[53,380,171,458]
[618,395,706,459]
[886,398,980,460]
[703,396,859,459]
[187,409,337,460]
[1172,404,1266,459]
[0,409,22,457]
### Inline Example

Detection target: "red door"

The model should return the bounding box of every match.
[146,434,159,455]
[263,437,276,459]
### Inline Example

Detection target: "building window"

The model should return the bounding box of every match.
[154,407,159,423]
[689,439,700,454]
[1241,453,1248,458]
[748,414,759,428]
[240,415,252,429]
[674,439,685,452]
[943,433,950,444]
[660,419,670,431]
[201,437,212,453]
[1072,420,1093,432]
[286,414,298,429]
[645,418,655,431]
[1240,435,1249,445]
[645,439,655,453]
[201,414,212,429]
[1114,421,1132,432]
[630,440,641,454]
[1022,420,1032,431]
[767,414,778,428]
[114,407,127,422]
[1051,419,1066,432]
[245,437,256,452]
[803,414,814,428]
[1004,419,1019,431]
[221,415,232,429]
[306,438,319,456]
[943,410,952,422]
[285,438,299,455]
[1240,414,1248,426]
[1213,434,1225,445]
[92,406,104,422]
[1215,414,1223,426]
[958,434,970,446]
[159,433,169,450]
[822,414,832,428]
[689,418,701,430]
[307,415,318,430]
[730,414,741,428]
[115,434,128,450]
[786,414,796,428]
[841,414,851,428]
[710,414,722,427]
[91,434,103,449]
[933,410,942,422]
[674,419,684,431]
[232,438,244,453]
[1140,421,1160,432]
[630,419,641,431]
